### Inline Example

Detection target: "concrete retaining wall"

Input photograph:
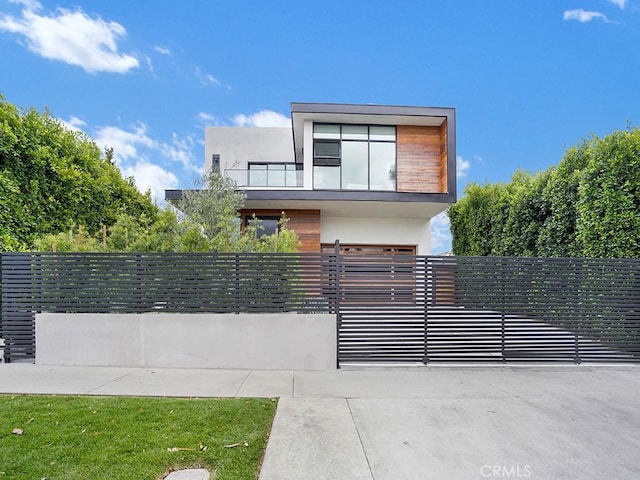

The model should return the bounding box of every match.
[35,312,336,370]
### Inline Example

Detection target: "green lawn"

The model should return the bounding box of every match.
[0,395,277,479]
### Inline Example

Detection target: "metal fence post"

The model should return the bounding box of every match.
[423,256,429,365]
[0,253,3,358]
[500,257,507,363]
[0,252,3,342]
[501,313,506,362]
[334,240,341,369]
[235,254,240,314]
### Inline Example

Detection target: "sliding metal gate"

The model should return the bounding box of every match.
[337,255,640,364]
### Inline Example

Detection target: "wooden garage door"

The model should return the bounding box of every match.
[322,244,417,303]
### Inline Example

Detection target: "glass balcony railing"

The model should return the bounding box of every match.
[225,168,304,188]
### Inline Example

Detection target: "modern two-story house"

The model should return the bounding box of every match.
[167,102,456,255]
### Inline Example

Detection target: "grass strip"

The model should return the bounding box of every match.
[0,394,277,479]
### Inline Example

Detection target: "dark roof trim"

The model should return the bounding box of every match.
[445,110,457,201]
[166,188,454,204]
[291,102,454,118]
[245,189,455,204]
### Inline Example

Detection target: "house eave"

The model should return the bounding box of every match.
[245,189,454,204]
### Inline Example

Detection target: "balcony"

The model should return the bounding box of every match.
[226,165,303,188]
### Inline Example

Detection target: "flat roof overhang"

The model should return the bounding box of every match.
[243,198,448,219]
[244,189,452,218]
[166,189,452,220]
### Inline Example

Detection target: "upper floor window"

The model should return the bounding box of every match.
[313,124,396,191]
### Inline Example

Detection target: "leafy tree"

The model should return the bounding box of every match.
[31,226,106,252]
[243,214,301,253]
[577,128,640,257]
[0,94,157,250]
[175,171,246,252]
[536,142,590,257]
[32,210,210,253]
[449,181,509,255]
[175,171,300,253]
[0,96,300,254]
[499,170,550,256]
[32,173,300,253]
[450,126,640,258]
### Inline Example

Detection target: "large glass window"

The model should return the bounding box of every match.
[313,124,340,139]
[369,142,396,190]
[312,124,396,191]
[341,141,368,189]
[314,165,341,189]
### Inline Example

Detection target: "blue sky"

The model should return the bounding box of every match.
[1,0,639,253]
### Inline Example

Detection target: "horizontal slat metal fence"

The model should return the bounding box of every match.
[2,252,639,364]
[338,255,640,364]
[0,252,338,362]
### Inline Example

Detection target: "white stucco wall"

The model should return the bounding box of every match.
[302,119,313,190]
[36,313,336,370]
[320,216,431,255]
[204,127,294,172]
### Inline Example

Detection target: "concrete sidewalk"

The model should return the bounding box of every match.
[1,363,639,479]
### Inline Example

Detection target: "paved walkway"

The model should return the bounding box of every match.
[1,363,639,479]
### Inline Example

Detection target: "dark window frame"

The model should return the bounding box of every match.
[244,215,281,237]
[313,139,341,161]
[248,162,300,170]
[312,123,397,191]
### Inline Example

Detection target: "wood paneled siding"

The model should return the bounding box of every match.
[439,121,448,192]
[240,209,321,252]
[396,125,448,193]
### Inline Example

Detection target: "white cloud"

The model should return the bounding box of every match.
[58,115,86,133]
[121,161,178,204]
[94,123,155,163]
[8,0,41,10]
[233,110,291,128]
[93,123,198,203]
[195,112,219,125]
[143,54,153,72]
[95,122,201,174]
[563,9,611,23]
[159,133,202,174]
[68,115,86,127]
[607,0,627,8]
[204,74,219,85]
[430,212,452,255]
[154,45,171,55]
[0,3,139,73]
[195,67,220,86]
[456,155,470,178]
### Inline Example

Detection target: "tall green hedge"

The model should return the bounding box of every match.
[0,95,158,251]
[450,127,640,258]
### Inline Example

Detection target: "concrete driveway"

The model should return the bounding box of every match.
[1,364,639,479]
